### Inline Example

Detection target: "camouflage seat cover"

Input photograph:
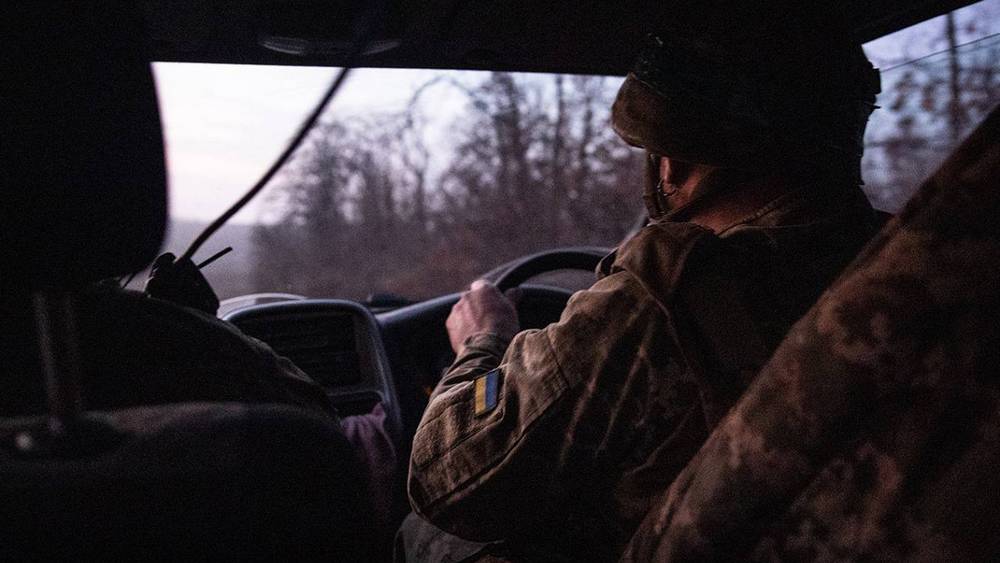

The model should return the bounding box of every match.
[621,105,1000,561]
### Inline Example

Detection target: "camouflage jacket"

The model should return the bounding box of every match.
[619,107,1000,562]
[407,181,880,561]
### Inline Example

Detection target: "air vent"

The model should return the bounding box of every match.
[236,313,362,388]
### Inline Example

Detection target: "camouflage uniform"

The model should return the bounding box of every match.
[402,11,883,560]
[620,107,1000,561]
[402,180,880,562]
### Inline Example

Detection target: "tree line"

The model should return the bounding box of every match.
[253,73,643,300]
[862,10,999,210]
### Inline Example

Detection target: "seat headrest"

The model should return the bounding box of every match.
[1,3,167,292]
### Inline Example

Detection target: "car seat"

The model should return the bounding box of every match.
[0,3,376,559]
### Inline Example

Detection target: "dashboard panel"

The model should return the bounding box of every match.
[224,299,401,443]
[222,284,577,449]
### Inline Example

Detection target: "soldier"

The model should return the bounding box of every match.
[399,6,885,563]
[620,106,1000,562]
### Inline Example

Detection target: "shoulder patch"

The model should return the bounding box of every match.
[474,369,501,416]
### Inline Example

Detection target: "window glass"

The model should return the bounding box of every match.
[154,67,640,301]
[153,0,999,302]
[861,0,1000,211]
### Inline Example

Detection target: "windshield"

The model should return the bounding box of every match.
[152,0,1000,302]
[155,68,640,301]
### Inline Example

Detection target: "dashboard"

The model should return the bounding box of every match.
[225,299,403,443]
[222,284,578,447]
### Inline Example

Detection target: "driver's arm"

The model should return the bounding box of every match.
[407,267,701,542]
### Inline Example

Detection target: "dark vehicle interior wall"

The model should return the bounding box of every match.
[143,0,980,73]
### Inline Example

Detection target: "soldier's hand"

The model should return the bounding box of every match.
[447,280,520,355]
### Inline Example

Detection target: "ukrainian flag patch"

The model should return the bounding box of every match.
[474,369,501,416]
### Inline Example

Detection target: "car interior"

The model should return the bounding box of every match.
[2,0,997,560]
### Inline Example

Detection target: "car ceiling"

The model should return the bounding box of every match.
[144,0,981,74]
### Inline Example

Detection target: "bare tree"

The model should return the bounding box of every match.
[863,8,1000,211]
[253,72,643,300]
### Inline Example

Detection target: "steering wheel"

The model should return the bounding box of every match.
[490,247,610,292]
[376,246,613,442]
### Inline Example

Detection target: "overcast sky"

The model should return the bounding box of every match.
[153,0,999,225]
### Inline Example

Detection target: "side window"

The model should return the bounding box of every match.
[862,0,1000,212]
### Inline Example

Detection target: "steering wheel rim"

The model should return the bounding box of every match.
[492,247,610,291]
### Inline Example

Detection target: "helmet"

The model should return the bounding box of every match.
[612,7,881,184]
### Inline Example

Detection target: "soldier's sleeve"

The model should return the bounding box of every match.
[407,269,686,541]
[434,332,512,392]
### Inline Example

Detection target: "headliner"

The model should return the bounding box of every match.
[144,0,980,74]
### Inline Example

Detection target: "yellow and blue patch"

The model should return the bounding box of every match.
[474,369,501,416]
